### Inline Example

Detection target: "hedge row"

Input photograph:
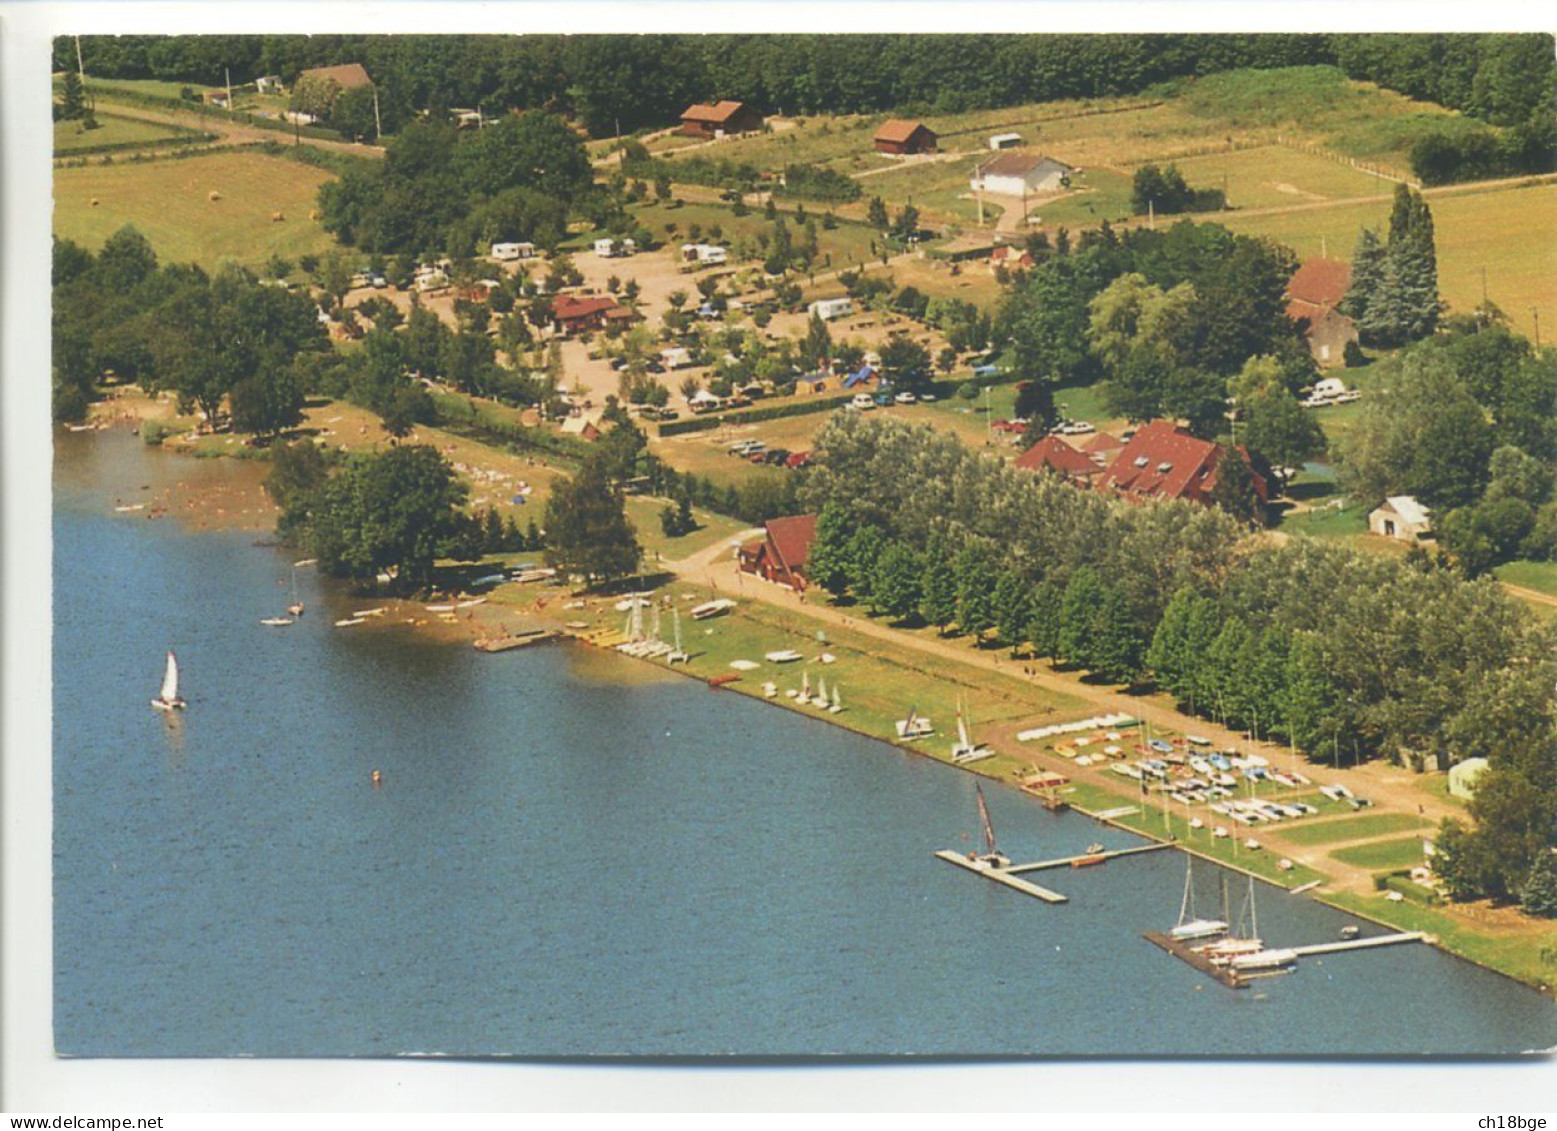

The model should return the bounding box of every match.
[429,395,590,465]
[84,84,350,143]
[53,130,216,159]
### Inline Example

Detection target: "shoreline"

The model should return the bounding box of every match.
[60,420,1557,999]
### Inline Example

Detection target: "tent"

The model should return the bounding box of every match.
[843,364,877,389]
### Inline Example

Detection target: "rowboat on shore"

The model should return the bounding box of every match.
[691,598,736,620]
[334,617,366,627]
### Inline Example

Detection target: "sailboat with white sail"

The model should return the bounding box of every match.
[1198,875,1265,963]
[1167,855,1228,941]
[828,684,842,714]
[896,705,933,739]
[951,697,992,764]
[150,650,187,711]
[666,608,690,664]
[796,669,812,705]
[813,675,829,709]
[287,564,305,617]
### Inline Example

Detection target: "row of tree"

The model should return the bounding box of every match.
[66,34,1554,139]
[802,412,1555,909]
[1343,185,1440,349]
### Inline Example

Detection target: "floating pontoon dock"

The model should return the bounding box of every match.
[1142,930,1247,989]
[933,851,1068,902]
[1288,932,1424,958]
[1145,929,1427,990]
[1003,842,1173,874]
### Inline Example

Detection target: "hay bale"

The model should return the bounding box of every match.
[89,198,100,207]
[309,209,321,221]
[271,210,285,222]
[208,190,222,202]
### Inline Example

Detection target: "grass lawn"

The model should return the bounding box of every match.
[1278,811,1430,847]
[886,254,1006,313]
[1224,181,1557,341]
[624,198,880,274]
[1278,499,1370,541]
[54,149,338,271]
[1028,169,1136,229]
[1328,836,1430,871]
[1494,559,1557,598]
[1322,890,1557,992]
[54,112,194,153]
[1157,146,1384,211]
[72,75,198,101]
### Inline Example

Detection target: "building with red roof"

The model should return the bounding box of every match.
[297,62,373,90]
[873,119,938,155]
[1095,420,1268,506]
[1285,257,1358,368]
[738,514,818,591]
[680,100,765,139]
[551,294,623,335]
[1014,435,1103,486]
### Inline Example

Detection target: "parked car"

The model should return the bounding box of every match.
[894,391,918,404]
[785,451,812,469]
[920,391,937,402]
[850,393,877,411]
[762,449,791,465]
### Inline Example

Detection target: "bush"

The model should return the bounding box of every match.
[141,418,174,446]
[1343,339,1367,368]
[957,381,979,401]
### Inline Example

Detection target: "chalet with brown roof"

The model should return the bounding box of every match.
[738,514,818,591]
[1096,420,1268,506]
[550,294,623,335]
[873,119,938,155]
[1285,257,1358,368]
[680,100,764,139]
[989,245,1035,273]
[297,62,373,91]
[1014,435,1103,486]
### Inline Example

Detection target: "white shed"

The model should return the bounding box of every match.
[1369,496,1431,543]
[1448,757,1490,800]
[970,153,1074,197]
[594,238,620,258]
[491,241,536,261]
[988,132,1022,151]
[808,297,854,322]
[1313,376,1348,399]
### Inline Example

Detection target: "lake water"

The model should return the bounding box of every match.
[53,432,1557,1057]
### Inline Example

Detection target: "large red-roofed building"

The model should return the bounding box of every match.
[1014,435,1103,486]
[1285,257,1358,368]
[680,100,764,139]
[1095,420,1268,506]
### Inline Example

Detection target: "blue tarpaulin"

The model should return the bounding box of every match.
[844,364,877,388]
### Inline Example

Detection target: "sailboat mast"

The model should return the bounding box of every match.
[975,785,997,857]
[1178,855,1194,926]
[1249,875,1258,940]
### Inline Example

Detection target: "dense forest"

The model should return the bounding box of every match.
[62,33,1554,140]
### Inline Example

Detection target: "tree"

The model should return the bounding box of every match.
[1209,445,1262,526]
[891,204,920,241]
[300,445,469,592]
[919,531,958,632]
[59,70,88,120]
[228,358,304,440]
[845,524,888,604]
[1091,586,1146,683]
[1057,566,1104,667]
[993,569,1030,653]
[1521,852,1557,918]
[1240,386,1324,470]
[879,336,932,396]
[805,503,854,597]
[542,464,642,586]
[800,313,832,369]
[871,542,923,620]
[866,195,889,229]
[954,544,997,638]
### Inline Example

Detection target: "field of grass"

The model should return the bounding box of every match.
[1494,559,1557,598]
[1027,168,1136,228]
[54,149,338,270]
[886,254,1006,312]
[1159,146,1386,211]
[54,112,193,153]
[1329,836,1431,871]
[1278,811,1430,847]
[1278,499,1370,542]
[1323,889,1557,993]
[1224,181,1557,340]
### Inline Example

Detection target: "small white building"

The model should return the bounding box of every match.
[988,132,1022,151]
[594,238,620,258]
[255,75,284,95]
[970,153,1074,197]
[661,347,695,370]
[491,241,537,262]
[1448,757,1490,800]
[412,266,450,293]
[1313,376,1348,399]
[808,297,854,322]
[1369,496,1432,543]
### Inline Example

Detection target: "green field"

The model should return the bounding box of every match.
[1027,168,1136,228]
[54,149,339,270]
[1329,836,1431,871]
[1494,559,1557,598]
[1158,146,1386,211]
[620,198,880,272]
[1278,499,1371,542]
[1278,811,1430,847]
[1224,181,1557,340]
[54,112,194,153]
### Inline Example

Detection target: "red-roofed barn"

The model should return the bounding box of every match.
[1285,257,1358,368]
[1096,420,1268,506]
[1014,435,1103,486]
[873,120,938,155]
[680,101,765,139]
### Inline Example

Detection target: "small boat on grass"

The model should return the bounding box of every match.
[426,604,456,613]
[260,617,295,627]
[150,650,187,712]
[456,597,487,608]
[729,659,760,671]
[691,598,736,620]
[765,649,802,663]
[335,617,366,627]
[707,673,740,689]
[895,706,934,740]
[950,699,992,764]
[353,607,387,618]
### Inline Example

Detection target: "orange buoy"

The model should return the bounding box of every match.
[371,770,383,787]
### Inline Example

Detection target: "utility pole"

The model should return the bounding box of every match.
[225,66,233,117]
[73,34,93,114]
[1533,307,1541,351]
[373,86,383,143]
[1148,198,1155,232]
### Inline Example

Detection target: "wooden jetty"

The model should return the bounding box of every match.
[1003,842,1173,874]
[934,850,1069,903]
[473,627,559,652]
[1142,930,1247,989]
[1289,931,1424,958]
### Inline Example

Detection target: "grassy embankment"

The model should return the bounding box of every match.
[54,111,196,153]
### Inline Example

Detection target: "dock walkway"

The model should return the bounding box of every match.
[933,851,1068,903]
[1003,842,1172,874]
[1142,931,1246,989]
[1290,932,1424,957]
